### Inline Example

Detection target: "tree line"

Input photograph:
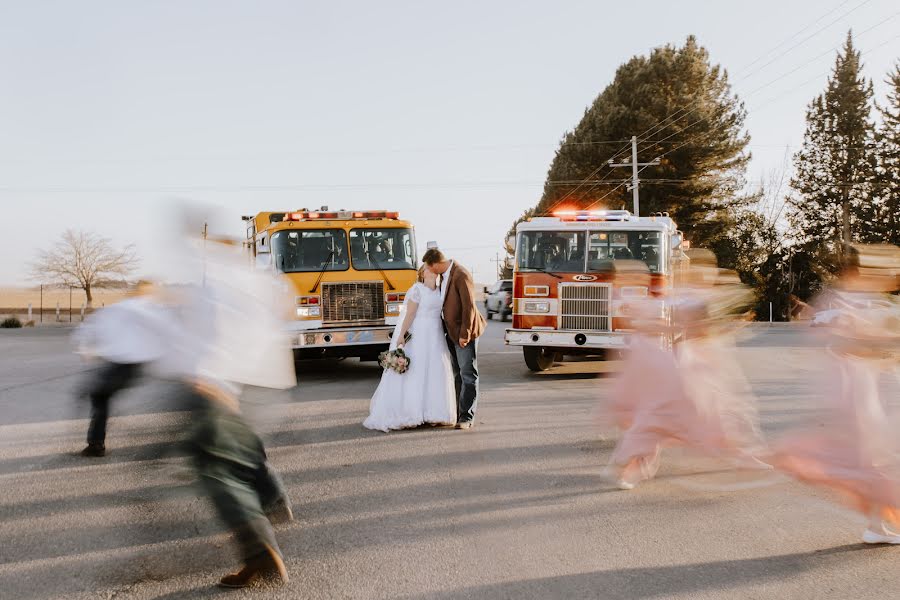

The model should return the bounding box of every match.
[508,32,899,318]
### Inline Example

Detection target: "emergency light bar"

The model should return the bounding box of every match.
[553,209,631,222]
[553,210,631,221]
[284,210,400,221]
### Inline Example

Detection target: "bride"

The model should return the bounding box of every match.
[363,266,457,432]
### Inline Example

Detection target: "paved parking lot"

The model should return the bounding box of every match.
[1,321,898,599]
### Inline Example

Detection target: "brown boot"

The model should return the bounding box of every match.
[218,545,288,588]
[80,443,106,457]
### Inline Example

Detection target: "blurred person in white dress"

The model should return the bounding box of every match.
[364,266,457,432]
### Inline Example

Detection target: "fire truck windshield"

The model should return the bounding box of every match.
[517,231,586,272]
[271,229,349,273]
[350,228,416,271]
[518,229,664,273]
[587,230,664,273]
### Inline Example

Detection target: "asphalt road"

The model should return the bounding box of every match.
[1,320,899,599]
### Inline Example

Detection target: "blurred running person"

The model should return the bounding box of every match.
[72,280,166,457]
[772,245,900,544]
[605,256,767,489]
[162,219,296,589]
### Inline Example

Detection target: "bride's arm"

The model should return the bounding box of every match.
[396,301,419,348]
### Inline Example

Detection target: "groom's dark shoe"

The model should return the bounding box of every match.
[455,421,473,430]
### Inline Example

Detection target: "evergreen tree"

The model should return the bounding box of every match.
[789,31,876,262]
[516,36,750,248]
[871,63,900,245]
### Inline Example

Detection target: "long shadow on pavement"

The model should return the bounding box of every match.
[399,544,888,600]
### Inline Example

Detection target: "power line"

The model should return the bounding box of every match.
[638,0,868,143]
[539,0,884,217]
[0,138,645,165]
[580,31,900,213]
[0,178,708,194]
[632,0,884,149]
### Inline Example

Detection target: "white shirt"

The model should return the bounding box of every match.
[73,297,172,365]
[440,260,454,304]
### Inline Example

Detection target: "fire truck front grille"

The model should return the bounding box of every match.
[560,283,612,331]
[322,281,385,324]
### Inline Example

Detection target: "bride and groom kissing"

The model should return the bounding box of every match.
[364,247,486,432]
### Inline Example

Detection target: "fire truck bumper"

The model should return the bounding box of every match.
[504,328,629,349]
[290,326,395,349]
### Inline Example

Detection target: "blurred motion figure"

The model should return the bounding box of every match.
[167,231,297,588]
[604,253,768,489]
[772,244,900,544]
[72,280,168,457]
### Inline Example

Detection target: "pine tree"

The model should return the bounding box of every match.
[517,36,750,248]
[871,63,900,244]
[789,31,876,261]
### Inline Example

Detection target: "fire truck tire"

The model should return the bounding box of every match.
[523,346,556,372]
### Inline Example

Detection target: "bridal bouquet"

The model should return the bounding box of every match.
[379,332,412,374]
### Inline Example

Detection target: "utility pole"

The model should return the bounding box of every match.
[490,252,503,279]
[607,135,660,217]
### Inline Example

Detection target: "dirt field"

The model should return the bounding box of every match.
[0,286,128,324]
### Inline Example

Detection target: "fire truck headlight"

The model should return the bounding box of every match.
[296,306,321,318]
[523,301,550,314]
[386,303,402,315]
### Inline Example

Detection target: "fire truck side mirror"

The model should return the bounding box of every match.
[505,235,516,254]
[504,256,515,270]
[670,232,684,251]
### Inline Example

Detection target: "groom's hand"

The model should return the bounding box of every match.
[459,338,468,348]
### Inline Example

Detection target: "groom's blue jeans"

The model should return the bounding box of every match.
[447,338,478,423]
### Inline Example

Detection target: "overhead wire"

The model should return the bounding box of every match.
[581,29,900,212]
[537,0,884,218]
[630,0,877,147]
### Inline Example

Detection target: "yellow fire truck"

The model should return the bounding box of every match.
[243,207,418,361]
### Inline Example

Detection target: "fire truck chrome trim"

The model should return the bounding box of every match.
[290,325,396,349]
[557,282,613,332]
[504,329,628,349]
[514,298,559,315]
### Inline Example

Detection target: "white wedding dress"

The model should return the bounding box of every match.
[363,282,457,432]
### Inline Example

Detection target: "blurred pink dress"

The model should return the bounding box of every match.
[677,335,767,459]
[608,294,765,485]
[772,348,900,527]
[608,334,685,483]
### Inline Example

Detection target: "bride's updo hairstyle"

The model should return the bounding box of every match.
[417,265,427,283]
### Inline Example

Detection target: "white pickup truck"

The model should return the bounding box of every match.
[483,279,512,321]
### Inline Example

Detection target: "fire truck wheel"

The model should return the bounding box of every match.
[523,346,556,372]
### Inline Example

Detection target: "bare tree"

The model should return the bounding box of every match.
[30,230,138,307]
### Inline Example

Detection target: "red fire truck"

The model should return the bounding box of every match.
[504,209,687,371]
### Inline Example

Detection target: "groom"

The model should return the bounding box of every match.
[423,248,486,429]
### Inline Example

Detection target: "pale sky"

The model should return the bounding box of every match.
[1,0,898,285]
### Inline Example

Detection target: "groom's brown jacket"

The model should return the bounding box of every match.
[442,262,486,346]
